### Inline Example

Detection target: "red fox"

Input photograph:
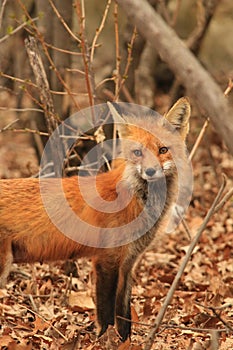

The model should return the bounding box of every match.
[0,98,191,341]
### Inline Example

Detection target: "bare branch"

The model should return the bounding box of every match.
[0,107,44,113]
[45,43,83,56]
[90,0,112,63]
[224,78,233,97]
[48,0,81,43]
[0,119,19,132]
[0,0,8,30]
[114,2,120,100]
[0,72,37,88]
[214,187,233,213]
[196,302,233,332]
[116,315,231,334]
[0,16,39,44]
[189,118,209,161]
[117,26,137,100]
[75,0,95,109]
[4,128,49,137]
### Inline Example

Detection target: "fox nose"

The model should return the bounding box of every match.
[145,168,156,177]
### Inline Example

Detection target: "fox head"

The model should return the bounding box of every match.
[108,98,191,182]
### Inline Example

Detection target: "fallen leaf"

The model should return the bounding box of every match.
[33,315,48,332]
[68,291,95,312]
[0,335,13,347]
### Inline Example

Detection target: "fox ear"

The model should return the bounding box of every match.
[165,97,191,140]
[107,102,128,138]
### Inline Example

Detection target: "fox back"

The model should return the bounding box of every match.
[0,98,191,341]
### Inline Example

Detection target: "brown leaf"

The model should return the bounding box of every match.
[117,338,142,350]
[117,338,131,350]
[131,305,139,324]
[8,340,32,350]
[68,291,95,312]
[33,315,48,332]
[0,335,13,347]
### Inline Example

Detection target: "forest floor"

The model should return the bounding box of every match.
[0,93,233,350]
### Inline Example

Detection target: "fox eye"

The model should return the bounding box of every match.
[159,146,168,154]
[133,149,142,157]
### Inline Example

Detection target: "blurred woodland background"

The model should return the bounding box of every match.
[0,1,233,349]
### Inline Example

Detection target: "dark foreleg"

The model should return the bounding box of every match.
[115,263,133,341]
[93,257,119,337]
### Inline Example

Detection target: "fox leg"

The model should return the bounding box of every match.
[93,257,119,337]
[0,238,13,288]
[115,262,133,341]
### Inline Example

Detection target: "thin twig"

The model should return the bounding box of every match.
[114,2,120,100]
[175,206,192,240]
[28,294,38,312]
[0,16,39,44]
[189,118,209,160]
[0,107,44,113]
[45,42,83,56]
[116,315,230,334]
[0,72,84,97]
[0,0,8,30]
[50,90,87,96]
[117,26,137,100]
[96,77,115,90]
[0,72,37,88]
[48,0,81,43]
[165,324,229,334]
[5,128,49,137]
[75,0,95,109]
[195,302,233,332]
[0,119,19,132]
[214,187,233,213]
[90,0,112,63]
[144,175,228,350]
[20,305,68,341]
[224,78,233,97]
[66,68,86,75]
[195,301,232,312]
